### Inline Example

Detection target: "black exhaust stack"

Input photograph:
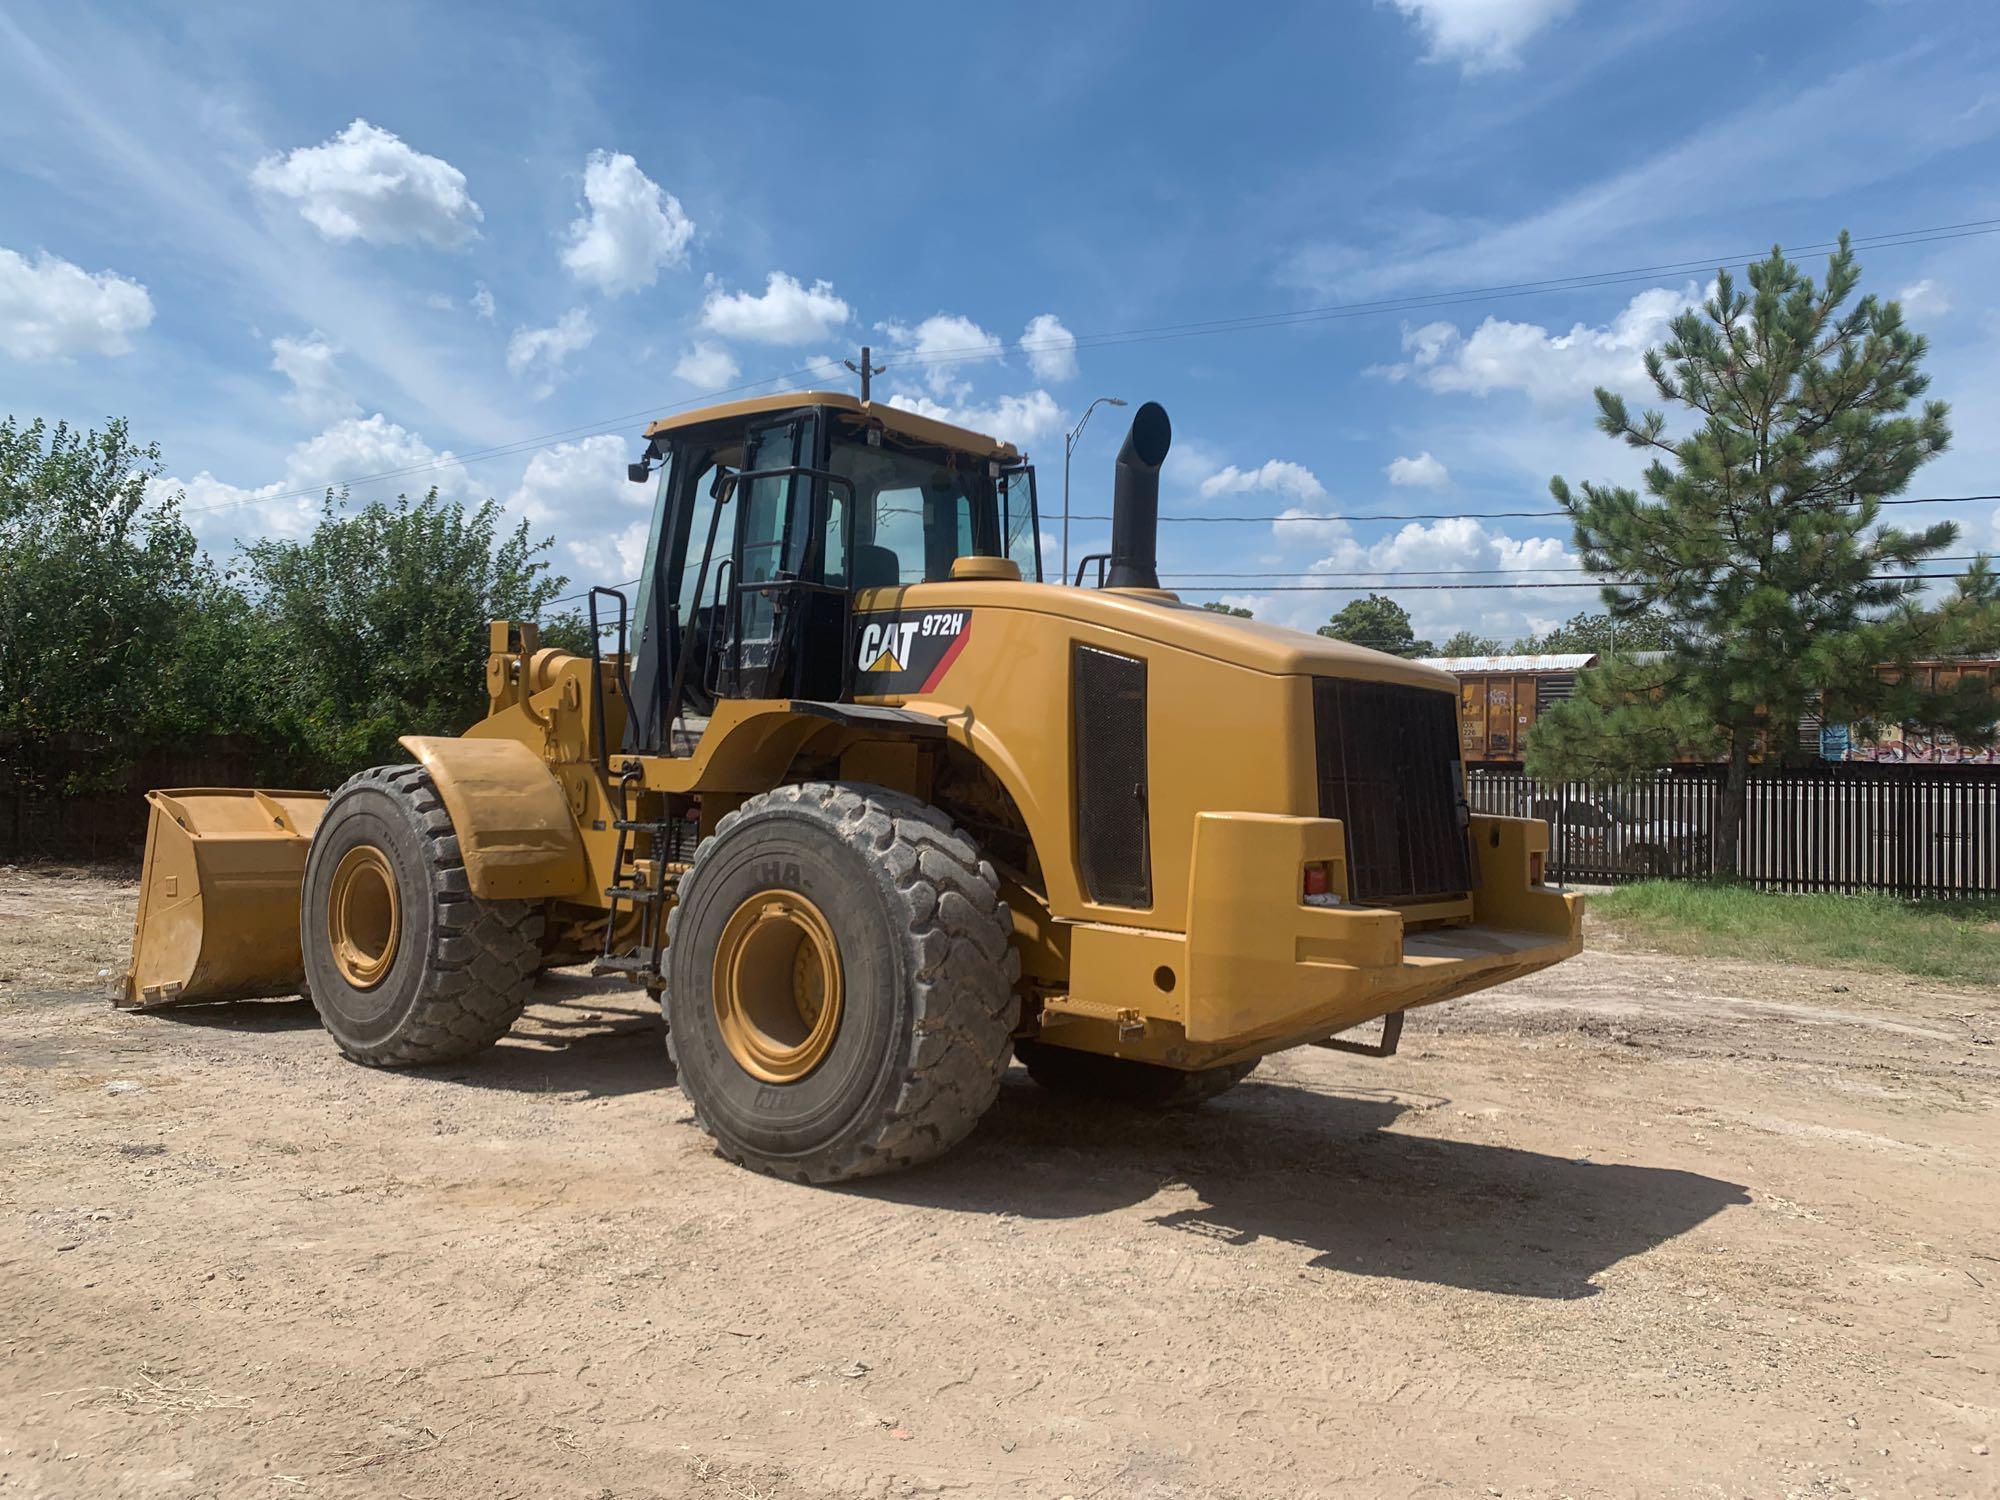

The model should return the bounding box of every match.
[1106,401,1172,590]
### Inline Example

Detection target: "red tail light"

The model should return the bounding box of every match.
[1303,864,1330,897]
[1529,851,1545,885]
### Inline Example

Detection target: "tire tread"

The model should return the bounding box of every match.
[310,763,543,1067]
[666,781,1018,1182]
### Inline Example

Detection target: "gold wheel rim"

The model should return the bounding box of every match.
[712,889,844,1083]
[328,844,401,990]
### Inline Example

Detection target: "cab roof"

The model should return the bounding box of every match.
[643,390,1022,461]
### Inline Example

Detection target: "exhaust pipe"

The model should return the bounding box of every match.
[1106,401,1172,590]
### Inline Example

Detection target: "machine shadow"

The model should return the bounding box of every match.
[143,997,325,1032]
[143,974,673,1100]
[851,1073,1749,1301]
[433,973,668,1100]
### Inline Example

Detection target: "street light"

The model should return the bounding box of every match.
[1063,396,1126,584]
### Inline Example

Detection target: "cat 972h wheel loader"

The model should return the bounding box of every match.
[123,393,1582,1182]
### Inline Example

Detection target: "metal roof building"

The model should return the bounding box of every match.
[1417,653,1597,674]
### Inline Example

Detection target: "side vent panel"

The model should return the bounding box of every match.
[1073,645,1151,907]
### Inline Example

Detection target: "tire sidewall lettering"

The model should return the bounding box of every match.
[669,811,905,1152]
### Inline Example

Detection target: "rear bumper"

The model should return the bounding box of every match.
[1054,812,1582,1068]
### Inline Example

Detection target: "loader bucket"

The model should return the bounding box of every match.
[120,788,328,1009]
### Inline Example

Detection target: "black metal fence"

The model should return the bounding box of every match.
[1,737,280,862]
[1466,763,2000,899]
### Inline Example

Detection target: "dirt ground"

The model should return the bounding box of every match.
[2,866,1996,1500]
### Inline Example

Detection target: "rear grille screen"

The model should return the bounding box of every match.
[1313,678,1472,905]
[1074,646,1151,907]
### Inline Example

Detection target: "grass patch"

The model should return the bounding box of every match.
[1590,881,2000,985]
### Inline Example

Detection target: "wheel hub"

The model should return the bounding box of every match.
[712,890,844,1083]
[327,843,401,990]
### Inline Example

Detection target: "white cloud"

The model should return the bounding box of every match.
[799,351,850,386]
[0,247,153,359]
[1387,0,1582,74]
[471,282,495,320]
[1022,313,1078,381]
[1386,451,1450,488]
[562,518,653,583]
[1898,278,1950,318]
[1264,504,1350,548]
[250,119,482,248]
[886,389,1064,451]
[156,413,482,551]
[506,433,649,580]
[1199,459,1327,503]
[1377,282,1699,405]
[699,272,851,345]
[508,433,633,523]
[286,413,479,500]
[560,150,694,296]
[878,313,1002,396]
[1242,512,1580,637]
[674,341,740,391]
[270,333,359,423]
[506,307,594,392]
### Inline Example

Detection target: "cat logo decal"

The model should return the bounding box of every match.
[853,610,972,694]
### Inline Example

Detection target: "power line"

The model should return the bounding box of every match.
[1067,493,2000,526]
[1161,554,1991,581]
[543,555,1984,614]
[1173,572,1970,593]
[173,215,2000,522]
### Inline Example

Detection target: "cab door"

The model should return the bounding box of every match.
[721,413,841,700]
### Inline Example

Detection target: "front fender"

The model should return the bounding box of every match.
[399,735,589,901]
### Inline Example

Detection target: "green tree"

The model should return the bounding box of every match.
[240,490,572,781]
[1529,234,2000,874]
[1201,601,1253,618]
[1318,593,1435,657]
[1510,610,1676,655]
[1438,629,1501,656]
[0,417,219,799]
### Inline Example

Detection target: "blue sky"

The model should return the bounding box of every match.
[3,0,1997,646]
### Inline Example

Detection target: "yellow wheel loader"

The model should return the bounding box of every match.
[124,393,1582,1182]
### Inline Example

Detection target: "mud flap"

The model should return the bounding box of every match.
[120,788,328,1008]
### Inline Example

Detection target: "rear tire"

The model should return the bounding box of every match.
[1014,1040,1257,1108]
[301,764,544,1066]
[665,782,1018,1183]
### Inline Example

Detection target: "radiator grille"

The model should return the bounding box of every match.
[1074,646,1151,907]
[1313,678,1472,905]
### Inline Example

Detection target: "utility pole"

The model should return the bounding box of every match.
[843,345,885,402]
[1062,396,1126,584]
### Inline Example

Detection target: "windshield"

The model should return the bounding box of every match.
[827,434,1039,585]
[1000,466,1041,580]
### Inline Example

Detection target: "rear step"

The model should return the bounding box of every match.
[597,793,697,986]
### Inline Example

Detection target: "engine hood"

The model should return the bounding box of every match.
[855,579,1459,691]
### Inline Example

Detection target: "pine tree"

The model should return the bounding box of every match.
[1527,234,2000,875]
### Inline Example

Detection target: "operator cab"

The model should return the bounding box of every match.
[619,393,1040,754]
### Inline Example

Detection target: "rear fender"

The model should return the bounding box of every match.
[398,735,589,901]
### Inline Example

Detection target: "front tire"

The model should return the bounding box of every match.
[301,764,544,1066]
[1014,1040,1257,1108]
[665,782,1018,1183]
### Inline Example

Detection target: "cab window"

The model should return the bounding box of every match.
[828,431,1030,585]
